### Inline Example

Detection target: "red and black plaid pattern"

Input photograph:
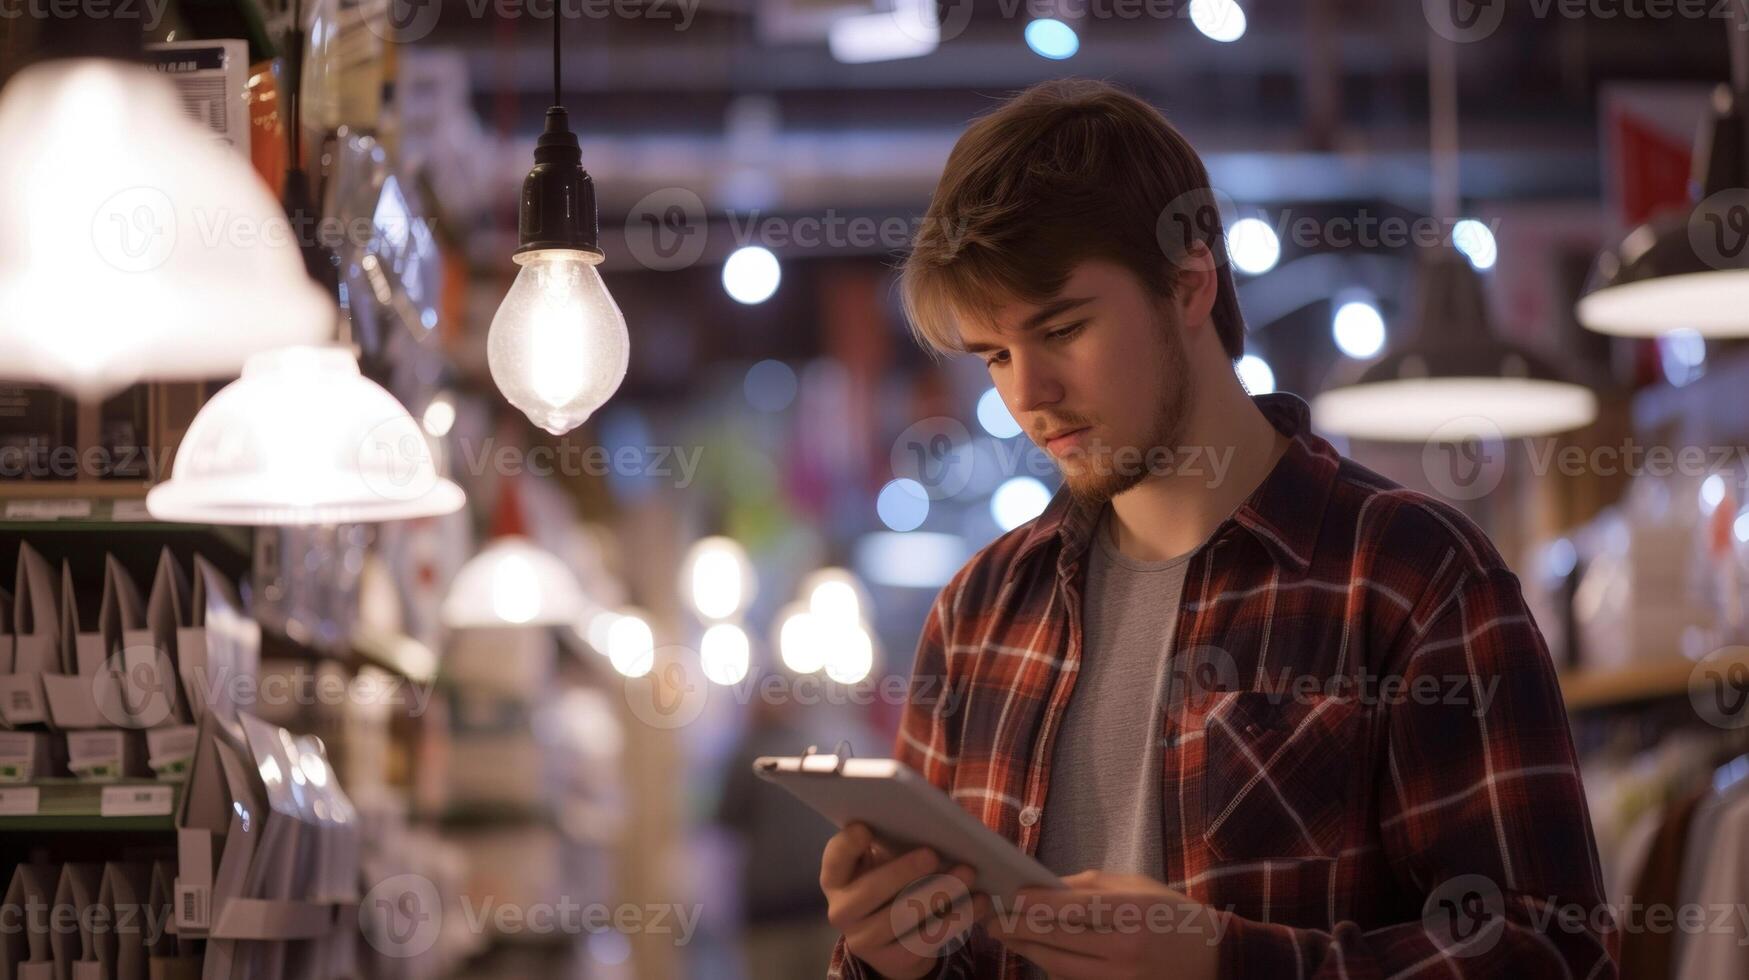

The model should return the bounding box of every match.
[829,393,1616,979]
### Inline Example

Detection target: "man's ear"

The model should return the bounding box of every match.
[1165,242,1220,333]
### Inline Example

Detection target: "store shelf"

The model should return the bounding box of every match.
[1560,649,1749,711]
[0,485,253,558]
[0,778,180,831]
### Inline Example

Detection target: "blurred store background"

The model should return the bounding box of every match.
[2,0,1749,978]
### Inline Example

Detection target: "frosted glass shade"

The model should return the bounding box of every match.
[146,346,465,525]
[0,60,331,398]
[442,536,588,628]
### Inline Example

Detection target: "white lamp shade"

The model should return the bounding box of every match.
[443,535,588,628]
[1576,269,1749,337]
[0,60,331,398]
[146,346,465,525]
[1311,377,1599,441]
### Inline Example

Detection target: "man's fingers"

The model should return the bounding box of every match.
[1005,936,1107,979]
[832,846,943,925]
[820,823,876,891]
[851,871,984,962]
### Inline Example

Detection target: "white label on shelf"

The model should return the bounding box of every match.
[0,787,40,815]
[99,784,173,817]
[176,882,210,931]
[4,499,93,519]
[111,499,151,521]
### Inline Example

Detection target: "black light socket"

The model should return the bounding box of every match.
[515,107,603,259]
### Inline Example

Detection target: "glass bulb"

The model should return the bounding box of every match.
[488,248,629,435]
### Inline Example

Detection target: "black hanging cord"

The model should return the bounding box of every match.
[552,8,561,109]
[291,0,303,172]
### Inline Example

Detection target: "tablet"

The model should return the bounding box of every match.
[754,753,1065,897]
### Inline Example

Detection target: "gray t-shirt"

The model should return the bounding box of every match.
[1034,506,1193,881]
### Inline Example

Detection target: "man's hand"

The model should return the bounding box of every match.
[820,822,991,980]
[987,870,1223,980]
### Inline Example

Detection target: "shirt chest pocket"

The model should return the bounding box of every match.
[1195,692,1369,863]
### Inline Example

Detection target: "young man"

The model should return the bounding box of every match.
[817,80,1616,979]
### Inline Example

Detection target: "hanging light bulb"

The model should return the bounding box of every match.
[0,59,330,398]
[487,16,627,435]
[680,536,756,622]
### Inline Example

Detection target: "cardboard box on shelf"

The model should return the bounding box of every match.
[2,863,58,980]
[0,542,59,727]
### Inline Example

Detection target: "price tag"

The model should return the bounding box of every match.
[0,787,40,815]
[111,499,151,521]
[5,499,92,519]
[100,784,174,817]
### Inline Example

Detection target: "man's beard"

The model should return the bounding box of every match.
[1059,317,1194,506]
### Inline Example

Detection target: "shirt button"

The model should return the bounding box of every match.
[1019,806,1041,827]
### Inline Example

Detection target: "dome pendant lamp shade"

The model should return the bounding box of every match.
[1314,19,1595,443]
[1577,85,1749,336]
[0,60,331,399]
[145,346,466,525]
[441,481,588,628]
[1313,248,1598,441]
[486,87,629,434]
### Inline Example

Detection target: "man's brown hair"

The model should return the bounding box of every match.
[900,79,1246,361]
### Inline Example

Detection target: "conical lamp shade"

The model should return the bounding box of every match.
[0,59,331,398]
[145,346,466,525]
[442,535,588,628]
[1577,86,1749,337]
[1313,248,1597,441]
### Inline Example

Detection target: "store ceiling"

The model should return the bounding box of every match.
[408,0,1720,396]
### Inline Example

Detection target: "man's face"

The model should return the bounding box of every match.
[960,258,1194,504]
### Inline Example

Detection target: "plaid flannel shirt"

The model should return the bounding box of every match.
[829,392,1617,980]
